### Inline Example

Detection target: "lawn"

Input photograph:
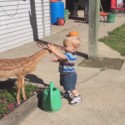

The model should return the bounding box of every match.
[99,23,125,56]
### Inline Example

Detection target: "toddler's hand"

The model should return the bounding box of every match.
[46,43,57,52]
[51,58,58,62]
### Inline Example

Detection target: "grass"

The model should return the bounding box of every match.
[99,23,125,56]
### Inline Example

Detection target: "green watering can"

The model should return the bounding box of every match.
[42,81,62,112]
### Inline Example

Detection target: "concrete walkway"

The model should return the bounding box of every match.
[0,11,125,125]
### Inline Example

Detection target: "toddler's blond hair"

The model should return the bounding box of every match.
[63,36,81,49]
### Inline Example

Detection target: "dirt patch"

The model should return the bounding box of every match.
[78,57,124,70]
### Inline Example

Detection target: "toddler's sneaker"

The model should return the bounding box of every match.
[61,91,73,99]
[69,95,82,105]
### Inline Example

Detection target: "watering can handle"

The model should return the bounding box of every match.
[50,81,54,106]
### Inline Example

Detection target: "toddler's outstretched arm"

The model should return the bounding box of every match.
[46,43,66,60]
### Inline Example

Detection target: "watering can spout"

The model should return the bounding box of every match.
[42,81,62,112]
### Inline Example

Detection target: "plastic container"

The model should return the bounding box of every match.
[42,81,62,112]
[64,9,69,21]
[50,1,64,24]
[57,18,65,25]
[107,13,116,23]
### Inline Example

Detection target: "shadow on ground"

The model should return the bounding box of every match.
[78,57,124,70]
[25,74,48,86]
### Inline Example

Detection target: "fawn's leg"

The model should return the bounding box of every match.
[16,76,22,105]
[21,76,27,101]
[17,75,26,104]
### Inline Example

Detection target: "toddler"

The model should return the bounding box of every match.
[47,36,82,105]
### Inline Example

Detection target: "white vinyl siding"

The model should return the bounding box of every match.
[0,0,51,53]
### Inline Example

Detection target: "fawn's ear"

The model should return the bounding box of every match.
[36,41,65,51]
[36,42,47,49]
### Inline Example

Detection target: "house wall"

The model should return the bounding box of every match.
[0,0,51,53]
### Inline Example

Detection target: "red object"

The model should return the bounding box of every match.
[111,0,117,9]
[50,0,58,2]
[100,12,108,16]
[100,12,108,22]
[57,18,65,25]
[111,0,125,12]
